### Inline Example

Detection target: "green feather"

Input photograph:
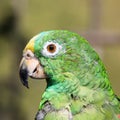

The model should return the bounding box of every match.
[29,30,120,119]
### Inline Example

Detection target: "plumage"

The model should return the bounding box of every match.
[19,30,120,120]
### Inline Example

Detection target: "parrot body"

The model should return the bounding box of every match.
[19,30,120,120]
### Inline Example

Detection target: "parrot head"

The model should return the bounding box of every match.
[19,30,120,120]
[19,30,109,89]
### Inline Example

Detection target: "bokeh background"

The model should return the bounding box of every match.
[0,0,120,119]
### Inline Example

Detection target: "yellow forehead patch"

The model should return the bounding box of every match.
[24,38,35,52]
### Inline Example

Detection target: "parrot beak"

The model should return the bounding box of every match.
[19,50,46,88]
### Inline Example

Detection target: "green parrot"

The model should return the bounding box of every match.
[19,30,120,120]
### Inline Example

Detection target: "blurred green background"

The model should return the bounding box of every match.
[0,0,120,120]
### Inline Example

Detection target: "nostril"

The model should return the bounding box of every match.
[26,53,31,58]
[27,53,30,57]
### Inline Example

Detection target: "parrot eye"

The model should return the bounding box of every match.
[47,44,56,53]
[42,41,63,58]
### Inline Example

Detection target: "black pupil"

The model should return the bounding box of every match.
[47,44,56,53]
[49,45,54,50]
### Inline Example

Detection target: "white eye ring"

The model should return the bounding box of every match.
[41,41,62,58]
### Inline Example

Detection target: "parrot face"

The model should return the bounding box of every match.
[19,30,106,88]
[19,30,73,88]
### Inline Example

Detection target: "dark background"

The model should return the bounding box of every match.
[0,0,120,119]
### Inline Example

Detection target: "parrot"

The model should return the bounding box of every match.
[19,30,120,120]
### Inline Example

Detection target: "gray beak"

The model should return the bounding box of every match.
[19,50,46,88]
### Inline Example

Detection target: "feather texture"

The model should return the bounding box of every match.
[20,30,120,120]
